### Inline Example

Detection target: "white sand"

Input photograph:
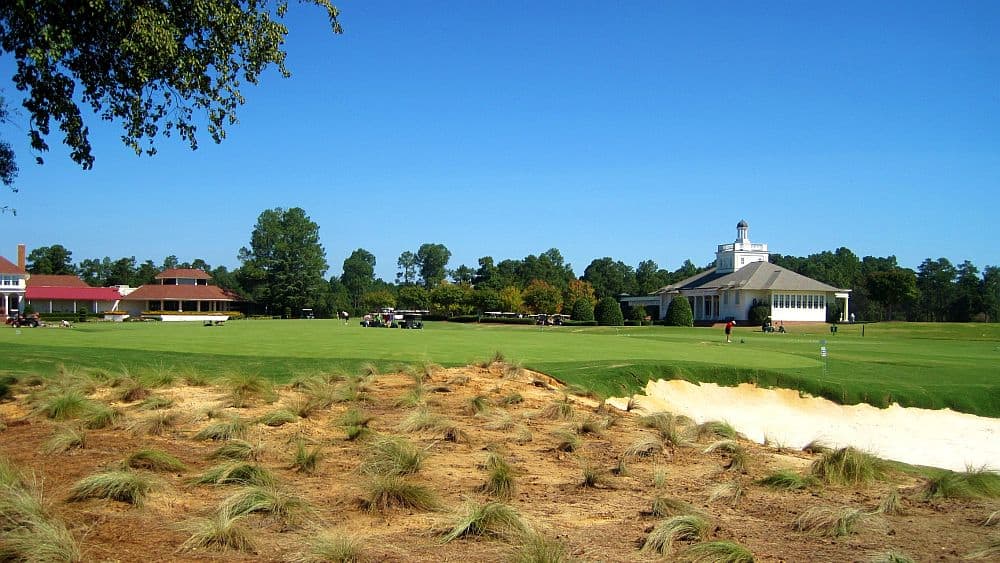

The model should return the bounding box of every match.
[608,380,1000,472]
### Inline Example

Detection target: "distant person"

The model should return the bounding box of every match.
[849,312,855,324]
[725,319,735,343]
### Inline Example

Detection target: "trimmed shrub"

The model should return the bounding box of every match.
[562,319,598,326]
[594,297,624,326]
[571,298,595,322]
[665,297,693,327]
[748,303,771,326]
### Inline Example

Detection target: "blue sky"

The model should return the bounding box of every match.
[1,1,997,281]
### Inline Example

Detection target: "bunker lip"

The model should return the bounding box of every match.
[609,379,1000,472]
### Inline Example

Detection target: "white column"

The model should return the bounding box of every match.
[2,294,7,315]
[842,294,850,322]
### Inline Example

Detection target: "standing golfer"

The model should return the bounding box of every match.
[725,319,735,343]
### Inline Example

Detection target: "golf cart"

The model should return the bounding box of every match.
[399,312,423,329]
[9,312,39,328]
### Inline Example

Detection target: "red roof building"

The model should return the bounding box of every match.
[25,274,123,314]
[120,269,238,316]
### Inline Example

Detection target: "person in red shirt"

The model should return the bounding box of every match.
[725,320,735,343]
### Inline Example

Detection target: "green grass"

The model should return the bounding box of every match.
[295,533,364,563]
[359,475,439,513]
[219,484,311,525]
[360,435,426,477]
[192,462,276,486]
[679,541,755,563]
[757,469,819,491]
[641,514,711,556]
[810,447,887,487]
[68,470,153,506]
[125,448,186,472]
[921,467,1000,500]
[793,506,871,537]
[179,511,255,552]
[1,321,997,416]
[440,500,530,542]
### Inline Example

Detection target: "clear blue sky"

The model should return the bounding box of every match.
[1,1,997,281]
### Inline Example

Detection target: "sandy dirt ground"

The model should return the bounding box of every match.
[609,380,1000,472]
[1,365,997,562]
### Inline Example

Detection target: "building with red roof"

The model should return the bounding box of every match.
[120,268,238,317]
[25,274,123,314]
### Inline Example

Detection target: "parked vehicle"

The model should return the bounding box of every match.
[9,313,39,328]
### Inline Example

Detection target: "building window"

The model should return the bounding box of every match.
[820,295,825,308]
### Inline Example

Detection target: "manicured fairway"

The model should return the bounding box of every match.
[1,320,998,416]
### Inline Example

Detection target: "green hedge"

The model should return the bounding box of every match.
[477,317,535,325]
[38,312,93,321]
[563,320,598,327]
[448,315,480,323]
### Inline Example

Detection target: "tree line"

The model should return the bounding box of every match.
[23,207,999,323]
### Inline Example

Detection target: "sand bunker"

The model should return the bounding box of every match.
[609,380,1000,472]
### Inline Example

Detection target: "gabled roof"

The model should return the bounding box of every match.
[656,262,848,294]
[0,256,27,275]
[156,268,212,280]
[26,275,89,288]
[123,284,237,301]
[27,286,122,301]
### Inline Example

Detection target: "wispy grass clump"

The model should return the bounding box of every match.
[395,384,426,408]
[757,470,819,491]
[68,470,153,506]
[479,452,516,500]
[479,350,506,369]
[464,395,490,416]
[649,496,699,518]
[138,395,173,410]
[179,511,255,552]
[793,506,870,537]
[359,475,439,513]
[641,514,711,555]
[696,420,737,441]
[539,396,574,420]
[42,426,86,454]
[208,440,265,462]
[182,369,211,387]
[127,411,182,436]
[291,439,322,474]
[499,392,524,406]
[258,408,298,427]
[194,416,250,441]
[398,407,444,433]
[125,449,186,472]
[625,433,664,458]
[708,479,745,507]
[984,510,1000,527]
[35,390,92,420]
[117,378,151,403]
[192,462,275,487]
[509,533,569,563]
[921,467,1000,500]
[360,435,426,476]
[679,540,755,563]
[580,461,609,489]
[226,372,276,408]
[574,416,606,436]
[552,429,581,453]
[639,412,686,447]
[295,532,364,563]
[875,488,905,515]
[803,440,832,455]
[220,484,311,526]
[440,500,530,542]
[83,402,123,429]
[810,447,886,487]
[0,471,82,562]
[483,410,515,431]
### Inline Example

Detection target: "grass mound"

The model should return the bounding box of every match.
[208,440,265,462]
[226,372,277,408]
[679,540,755,563]
[359,475,439,513]
[757,470,819,491]
[649,496,699,518]
[127,411,182,436]
[192,462,275,487]
[360,435,426,476]
[810,447,886,486]
[641,514,711,555]
[440,500,531,542]
[68,470,153,506]
[34,390,93,421]
[510,533,570,563]
[479,453,516,500]
[258,408,298,427]
[42,426,86,454]
[194,417,250,441]
[83,402,123,429]
[125,448,186,472]
[291,439,323,474]
[793,506,871,537]
[295,532,363,563]
[180,511,255,552]
[921,467,1000,500]
[219,484,311,525]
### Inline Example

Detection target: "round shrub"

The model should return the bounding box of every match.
[664,297,693,327]
[571,298,595,322]
[748,303,771,325]
[594,297,624,326]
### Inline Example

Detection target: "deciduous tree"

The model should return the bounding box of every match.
[341,249,376,312]
[416,243,451,288]
[26,245,75,275]
[522,279,563,314]
[238,207,328,317]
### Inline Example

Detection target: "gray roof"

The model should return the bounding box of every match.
[655,261,849,294]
